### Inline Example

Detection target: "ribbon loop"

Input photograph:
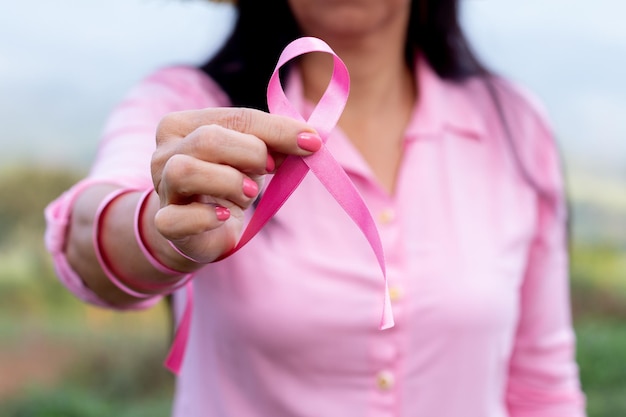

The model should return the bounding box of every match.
[165,36,394,375]
[267,36,350,139]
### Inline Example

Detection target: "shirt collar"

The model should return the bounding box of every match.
[282,57,487,179]
[285,55,487,142]
[405,55,487,141]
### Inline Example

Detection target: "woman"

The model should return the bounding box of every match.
[45,0,587,415]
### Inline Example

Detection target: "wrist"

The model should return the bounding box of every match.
[93,187,167,299]
[137,188,203,275]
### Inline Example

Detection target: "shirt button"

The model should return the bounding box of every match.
[376,370,395,391]
[378,208,395,224]
[388,285,404,302]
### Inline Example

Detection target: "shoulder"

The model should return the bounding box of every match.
[457,73,553,138]
[123,65,232,110]
[477,75,565,206]
[486,75,554,141]
[486,75,559,158]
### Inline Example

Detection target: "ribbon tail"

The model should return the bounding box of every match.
[164,281,194,374]
[304,146,395,330]
[218,156,310,260]
[380,283,395,330]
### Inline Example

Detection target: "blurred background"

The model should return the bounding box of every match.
[0,0,624,416]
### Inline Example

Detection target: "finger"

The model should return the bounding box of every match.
[160,154,260,207]
[154,202,241,263]
[151,123,275,194]
[177,124,273,176]
[157,107,321,156]
[154,201,230,240]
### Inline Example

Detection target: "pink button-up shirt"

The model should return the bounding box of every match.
[45,59,586,417]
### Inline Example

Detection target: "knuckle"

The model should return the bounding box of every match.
[150,150,166,189]
[222,108,255,133]
[153,208,172,236]
[151,146,169,169]
[156,113,178,142]
[185,124,223,159]
[250,139,269,166]
[156,111,190,144]
[162,154,194,195]
[154,205,192,241]
[194,124,222,146]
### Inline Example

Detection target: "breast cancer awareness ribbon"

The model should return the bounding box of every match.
[164,36,394,375]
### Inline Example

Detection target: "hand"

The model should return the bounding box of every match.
[151,107,321,263]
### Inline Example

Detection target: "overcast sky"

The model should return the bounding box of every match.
[1,0,625,180]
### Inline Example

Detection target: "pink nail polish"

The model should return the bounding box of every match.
[242,177,259,198]
[215,206,230,221]
[266,154,275,173]
[297,132,322,152]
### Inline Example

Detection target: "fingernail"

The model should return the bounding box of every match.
[297,132,322,152]
[242,177,259,198]
[215,206,230,221]
[266,154,275,173]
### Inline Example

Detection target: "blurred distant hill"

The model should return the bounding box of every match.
[567,167,626,248]
[0,156,623,250]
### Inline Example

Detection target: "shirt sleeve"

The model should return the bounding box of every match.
[500,82,587,416]
[44,66,230,310]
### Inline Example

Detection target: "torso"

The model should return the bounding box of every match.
[172,62,542,417]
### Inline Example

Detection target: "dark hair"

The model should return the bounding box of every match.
[201,0,488,110]
[200,0,564,215]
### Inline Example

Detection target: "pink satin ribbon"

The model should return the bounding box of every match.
[165,36,394,374]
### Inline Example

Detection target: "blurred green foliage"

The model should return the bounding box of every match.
[0,164,624,417]
[0,164,175,416]
[576,320,626,416]
[2,349,174,417]
[0,165,80,246]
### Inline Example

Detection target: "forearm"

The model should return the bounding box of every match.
[66,184,199,307]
